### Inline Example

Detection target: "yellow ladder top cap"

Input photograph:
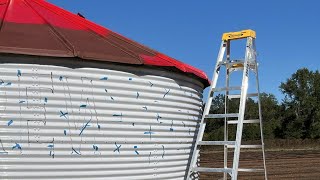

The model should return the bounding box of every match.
[222,29,256,41]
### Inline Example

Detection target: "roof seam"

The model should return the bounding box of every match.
[29,0,143,63]
[97,33,144,63]
[0,0,10,32]
[109,33,157,56]
[27,0,195,70]
[23,0,76,56]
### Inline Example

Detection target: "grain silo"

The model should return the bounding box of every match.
[0,0,210,179]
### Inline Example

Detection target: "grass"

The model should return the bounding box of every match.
[264,139,320,151]
[201,139,320,153]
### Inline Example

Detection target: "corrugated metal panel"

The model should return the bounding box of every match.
[0,57,204,179]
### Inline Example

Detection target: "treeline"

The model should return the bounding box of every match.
[205,68,320,141]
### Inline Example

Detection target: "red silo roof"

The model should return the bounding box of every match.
[0,0,210,87]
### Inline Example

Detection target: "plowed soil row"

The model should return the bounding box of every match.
[200,150,320,179]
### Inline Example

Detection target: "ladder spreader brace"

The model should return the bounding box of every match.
[187,29,267,180]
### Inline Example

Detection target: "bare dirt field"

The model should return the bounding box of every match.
[199,149,320,179]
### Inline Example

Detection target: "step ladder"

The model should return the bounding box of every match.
[187,30,267,180]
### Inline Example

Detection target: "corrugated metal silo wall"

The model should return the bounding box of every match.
[0,55,204,180]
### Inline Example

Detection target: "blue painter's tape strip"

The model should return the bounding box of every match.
[134,145,139,155]
[162,145,165,158]
[163,88,170,98]
[7,120,13,126]
[79,120,91,136]
[114,142,121,153]
[17,70,22,77]
[59,111,68,118]
[47,144,54,148]
[93,145,99,151]
[12,143,21,150]
[100,77,108,80]
[144,131,155,135]
[113,113,122,117]
[72,147,81,155]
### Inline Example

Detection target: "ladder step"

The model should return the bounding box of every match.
[219,60,244,66]
[227,93,259,99]
[212,86,241,92]
[218,60,256,70]
[227,145,263,149]
[193,167,232,173]
[238,168,265,172]
[198,141,235,146]
[205,113,239,119]
[227,119,260,124]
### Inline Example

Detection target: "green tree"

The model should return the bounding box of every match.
[279,68,320,139]
[204,93,280,140]
[204,94,225,140]
[259,93,281,139]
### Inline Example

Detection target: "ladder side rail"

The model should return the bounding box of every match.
[187,41,227,179]
[231,37,253,180]
[253,39,268,180]
[223,40,231,180]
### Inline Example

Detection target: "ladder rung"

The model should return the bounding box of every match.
[212,86,241,92]
[227,145,263,149]
[193,167,232,173]
[205,113,239,119]
[227,93,259,99]
[227,119,260,124]
[198,141,235,146]
[219,60,244,65]
[238,168,265,172]
[218,60,257,71]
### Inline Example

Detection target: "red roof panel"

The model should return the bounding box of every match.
[0,0,210,87]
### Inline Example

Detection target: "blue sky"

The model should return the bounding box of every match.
[48,0,320,101]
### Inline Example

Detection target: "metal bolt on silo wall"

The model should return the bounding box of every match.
[0,56,204,180]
